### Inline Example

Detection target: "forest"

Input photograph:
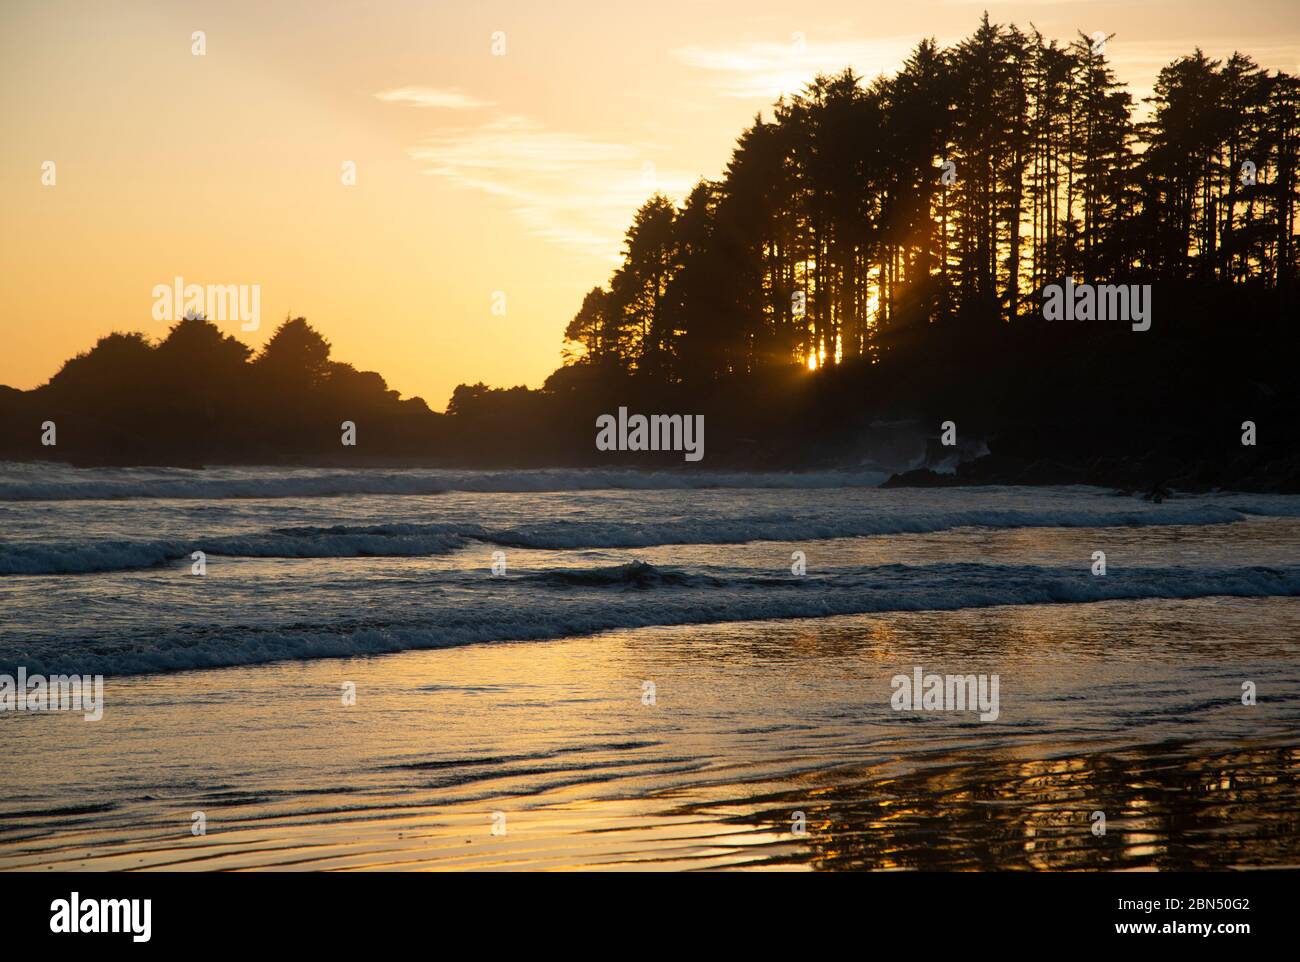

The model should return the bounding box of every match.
[559,15,1296,376]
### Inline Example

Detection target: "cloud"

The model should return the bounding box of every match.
[405,114,696,260]
[672,36,927,99]
[374,87,495,109]
[672,32,1300,115]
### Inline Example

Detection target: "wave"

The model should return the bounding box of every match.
[0,501,1286,576]
[8,561,1300,676]
[486,503,1264,549]
[0,524,474,575]
[0,464,892,501]
[527,560,715,589]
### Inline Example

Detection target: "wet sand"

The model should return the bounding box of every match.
[3,596,1297,871]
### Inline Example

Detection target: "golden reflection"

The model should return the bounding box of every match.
[676,740,1300,870]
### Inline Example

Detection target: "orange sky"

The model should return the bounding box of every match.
[3,0,1298,409]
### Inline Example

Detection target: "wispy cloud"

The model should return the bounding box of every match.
[674,32,1300,115]
[672,36,927,99]
[404,114,695,260]
[374,87,495,109]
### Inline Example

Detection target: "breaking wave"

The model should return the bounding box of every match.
[1,502,1284,575]
[7,560,1300,675]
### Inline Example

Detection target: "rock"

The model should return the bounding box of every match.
[880,467,960,488]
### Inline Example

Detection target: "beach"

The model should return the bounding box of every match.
[1,466,1298,870]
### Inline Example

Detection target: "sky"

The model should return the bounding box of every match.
[3,0,1299,410]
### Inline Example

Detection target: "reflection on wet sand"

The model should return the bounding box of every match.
[690,740,1300,870]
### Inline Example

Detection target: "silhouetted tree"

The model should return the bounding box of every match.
[255,316,332,388]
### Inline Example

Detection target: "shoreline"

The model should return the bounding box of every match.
[4,453,1300,496]
[3,599,1299,871]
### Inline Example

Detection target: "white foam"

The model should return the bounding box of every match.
[0,503,1275,575]
[7,560,1299,676]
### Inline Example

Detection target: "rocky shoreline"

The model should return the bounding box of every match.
[882,450,1300,495]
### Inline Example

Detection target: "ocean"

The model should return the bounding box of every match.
[1,463,1298,869]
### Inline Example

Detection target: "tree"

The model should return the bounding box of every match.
[563,287,614,363]
[255,316,332,387]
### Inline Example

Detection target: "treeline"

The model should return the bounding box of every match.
[0,316,447,464]
[561,15,1299,379]
[3,16,1298,481]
